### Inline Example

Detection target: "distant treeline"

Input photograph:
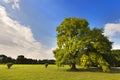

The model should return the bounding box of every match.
[0,50,120,66]
[0,55,55,64]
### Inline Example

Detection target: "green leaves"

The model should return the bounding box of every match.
[80,52,110,72]
[80,54,91,69]
[7,63,13,69]
[54,17,112,72]
[97,56,110,72]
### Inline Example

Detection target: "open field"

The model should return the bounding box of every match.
[0,65,120,80]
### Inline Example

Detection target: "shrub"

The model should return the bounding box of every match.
[45,63,48,68]
[7,63,13,69]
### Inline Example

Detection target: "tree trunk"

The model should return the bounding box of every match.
[70,63,77,70]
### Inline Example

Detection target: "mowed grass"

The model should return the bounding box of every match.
[0,65,120,80]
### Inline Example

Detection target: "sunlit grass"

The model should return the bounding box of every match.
[0,64,120,80]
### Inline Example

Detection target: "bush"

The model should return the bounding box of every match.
[45,63,48,68]
[7,63,13,69]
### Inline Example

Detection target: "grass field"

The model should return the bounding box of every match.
[0,65,120,80]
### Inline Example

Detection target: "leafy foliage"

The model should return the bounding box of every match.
[45,63,48,68]
[111,50,120,66]
[0,54,55,64]
[54,17,112,72]
[0,55,15,64]
[7,63,13,69]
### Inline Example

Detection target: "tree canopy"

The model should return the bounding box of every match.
[53,17,112,72]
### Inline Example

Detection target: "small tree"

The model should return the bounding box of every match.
[7,63,13,69]
[45,63,48,68]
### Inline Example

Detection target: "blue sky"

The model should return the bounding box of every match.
[0,0,120,59]
[15,0,120,45]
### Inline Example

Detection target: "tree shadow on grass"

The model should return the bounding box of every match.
[66,67,120,73]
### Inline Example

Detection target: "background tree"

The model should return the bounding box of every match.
[0,55,15,64]
[0,55,8,64]
[53,17,112,72]
[16,55,26,64]
[7,63,13,69]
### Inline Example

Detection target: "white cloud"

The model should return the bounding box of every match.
[3,0,10,3]
[104,23,120,49]
[104,23,120,36]
[0,6,54,59]
[3,0,20,9]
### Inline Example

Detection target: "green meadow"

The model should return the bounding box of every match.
[0,65,120,80]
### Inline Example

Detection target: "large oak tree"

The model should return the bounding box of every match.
[53,17,112,72]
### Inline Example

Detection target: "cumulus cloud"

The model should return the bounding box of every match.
[3,0,20,9]
[0,6,54,59]
[3,0,10,3]
[104,23,120,49]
